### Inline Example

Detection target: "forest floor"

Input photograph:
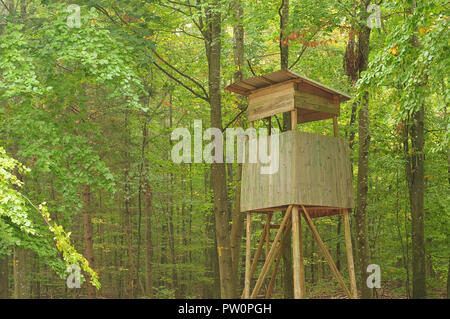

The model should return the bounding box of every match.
[270,279,447,299]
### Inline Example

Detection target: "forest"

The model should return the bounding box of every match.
[0,0,448,300]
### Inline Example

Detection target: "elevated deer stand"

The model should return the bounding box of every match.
[225,69,357,299]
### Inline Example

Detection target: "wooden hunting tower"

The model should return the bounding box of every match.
[225,69,358,299]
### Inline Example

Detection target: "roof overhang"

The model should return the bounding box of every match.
[225,69,352,102]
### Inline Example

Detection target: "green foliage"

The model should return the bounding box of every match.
[0,0,448,298]
[39,203,100,289]
[0,147,35,254]
[0,147,99,288]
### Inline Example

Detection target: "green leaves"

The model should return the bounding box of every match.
[0,147,36,236]
[0,147,100,289]
[358,1,449,119]
[39,203,101,289]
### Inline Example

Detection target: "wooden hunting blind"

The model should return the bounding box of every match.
[225,69,358,299]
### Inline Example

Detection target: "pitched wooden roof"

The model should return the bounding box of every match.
[225,69,351,102]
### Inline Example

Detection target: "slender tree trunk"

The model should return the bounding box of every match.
[124,164,135,298]
[355,90,371,299]
[13,248,27,298]
[168,213,180,297]
[229,0,246,298]
[142,122,153,299]
[395,168,411,297]
[404,1,426,299]
[167,94,180,298]
[405,106,426,298]
[280,0,289,70]
[204,166,220,298]
[144,183,153,298]
[278,0,294,298]
[280,0,291,132]
[205,1,235,298]
[447,136,450,299]
[203,169,214,298]
[82,185,95,298]
[0,256,8,298]
[34,258,40,299]
[446,258,450,299]
[230,164,244,297]
[354,0,372,299]
[123,105,136,298]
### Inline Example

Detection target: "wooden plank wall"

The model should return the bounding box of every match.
[240,131,354,212]
[247,81,341,123]
[248,82,295,121]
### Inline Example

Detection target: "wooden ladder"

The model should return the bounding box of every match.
[242,207,293,299]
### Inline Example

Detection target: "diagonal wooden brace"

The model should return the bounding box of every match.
[250,206,293,298]
[242,212,273,299]
[301,205,353,299]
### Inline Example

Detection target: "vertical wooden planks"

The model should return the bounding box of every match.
[240,131,354,212]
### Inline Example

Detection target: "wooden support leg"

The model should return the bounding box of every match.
[299,209,306,296]
[265,219,270,258]
[343,209,358,299]
[244,212,252,299]
[241,212,273,299]
[266,218,292,298]
[250,206,293,299]
[249,213,272,281]
[301,205,353,299]
[292,206,305,298]
[291,109,298,131]
[333,116,339,137]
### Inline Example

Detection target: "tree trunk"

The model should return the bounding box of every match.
[280,0,289,70]
[354,0,372,299]
[123,105,136,299]
[206,1,235,299]
[355,90,371,299]
[142,122,153,299]
[230,164,244,297]
[0,256,8,298]
[229,0,246,298]
[280,0,291,131]
[447,258,450,299]
[13,248,27,298]
[279,0,294,298]
[447,136,450,299]
[405,106,426,299]
[405,1,426,299]
[144,183,153,298]
[82,185,96,298]
[205,168,221,298]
